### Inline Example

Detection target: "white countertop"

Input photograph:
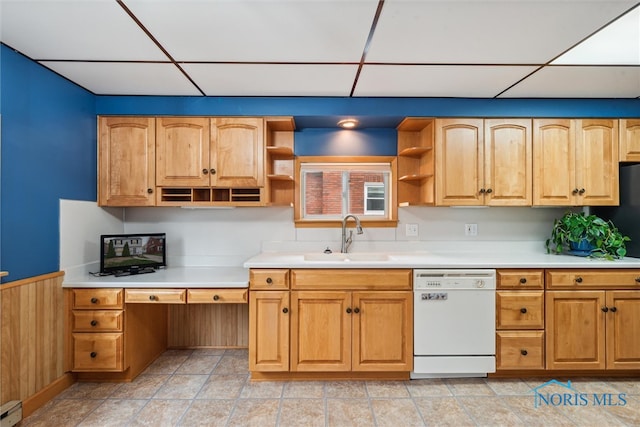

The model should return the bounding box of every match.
[63,266,249,288]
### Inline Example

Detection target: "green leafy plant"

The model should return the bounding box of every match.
[546,211,630,260]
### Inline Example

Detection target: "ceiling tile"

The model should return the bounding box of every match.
[354,65,538,97]
[39,62,202,96]
[499,66,640,98]
[182,63,358,96]
[0,0,167,61]
[367,0,636,64]
[123,0,378,62]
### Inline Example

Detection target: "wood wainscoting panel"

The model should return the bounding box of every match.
[1,272,67,408]
[167,303,249,348]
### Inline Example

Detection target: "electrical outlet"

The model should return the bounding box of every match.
[406,223,419,237]
[465,223,478,236]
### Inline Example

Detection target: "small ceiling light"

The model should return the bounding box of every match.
[338,119,359,129]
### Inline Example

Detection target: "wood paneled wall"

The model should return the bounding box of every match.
[168,304,249,348]
[1,272,66,404]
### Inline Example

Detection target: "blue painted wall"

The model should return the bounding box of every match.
[0,46,95,282]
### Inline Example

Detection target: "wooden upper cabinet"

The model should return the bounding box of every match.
[211,117,265,187]
[98,117,156,206]
[435,118,484,206]
[156,117,210,187]
[533,119,618,206]
[484,119,532,206]
[620,119,640,162]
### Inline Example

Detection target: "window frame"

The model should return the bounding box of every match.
[294,156,398,228]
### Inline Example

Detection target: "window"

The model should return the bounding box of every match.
[295,156,397,227]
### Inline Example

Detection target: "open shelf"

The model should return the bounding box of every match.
[397,118,435,206]
[265,117,295,206]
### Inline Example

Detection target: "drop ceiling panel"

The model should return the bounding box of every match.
[367,0,637,64]
[39,62,201,96]
[123,0,378,62]
[0,0,167,61]
[499,66,640,98]
[354,65,538,97]
[182,63,358,96]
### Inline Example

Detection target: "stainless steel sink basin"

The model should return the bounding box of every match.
[303,252,390,262]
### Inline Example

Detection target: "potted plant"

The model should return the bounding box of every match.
[546,211,630,260]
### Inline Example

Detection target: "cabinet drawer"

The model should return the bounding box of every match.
[250,269,290,290]
[187,288,248,304]
[496,331,544,370]
[291,269,412,290]
[72,333,124,372]
[72,310,124,332]
[125,289,186,304]
[496,291,544,329]
[497,270,543,289]
[73,288,124,309]
[546,270,640,289]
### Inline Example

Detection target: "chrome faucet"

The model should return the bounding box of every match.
[341,214,363,253]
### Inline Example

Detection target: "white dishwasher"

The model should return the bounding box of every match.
[412,269,496,379]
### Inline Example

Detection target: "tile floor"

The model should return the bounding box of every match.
[21,348,640,426]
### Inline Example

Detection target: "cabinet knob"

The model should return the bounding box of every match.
[266,277,273,285]
[519,277,527,284]
[521,349,528,356]
[346,307,352,314]
[90,320,98,327]
[479,188,486,194]
[610,306,617,313]
[202,168,209,175]
[147,188,153,194]
[575,277,583,283]
[486,188,493,194]
[601,306,609,312]
[635,277,640,284]
[282,307,288,314]
[213,295,220,301]
[210,168,216,175]
[354,307,360,314]
[578,188,586,195]
[572,188,579,195]
[520,307,527,314]
[90,297,98,304]
[149,295,157,301]
[90,352,97,358]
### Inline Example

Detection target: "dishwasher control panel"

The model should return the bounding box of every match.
[413,269,496,290]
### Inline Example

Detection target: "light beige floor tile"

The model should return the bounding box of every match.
[175,355,221,374]
[196,374,247,399]
[406,378,453,397]
[56,381,122,399]
[179,399,235,426]
[501,395,574,426]
[569,377,623,395]
[458,396,525,426]
[129,399,190,426]
[190,348,226,356]
[366,380,410,398]
[153,374,208,399]
[325,381,368,398]
[554,400,628,426]
[605,394,640,426]
[21,399,103,427]
[213,354,250,375]
[279,398,325,427]
[227,398,280,427]
[77,399,147,427]
[110,374,170,399]
[283,381,325,398]
[240,380,285,398]
[606,378,640,395]
[370,398,424,426]
[144,353,190,374]
[486,378,535,396]
[413,396,476,427]
[326,399,375,427]
[224,348,249,358]
[445,378,496,396]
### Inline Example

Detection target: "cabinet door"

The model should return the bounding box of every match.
[484,119,532,206]
[290,291,351,372]
[546,291,606,370]
[606,291,640,369]
[533,119,576,206]
[249,291,290,372]
[620,119,640,162]
[575,119,619,206]
[352,291,413,371]
[211,117,264,187]
[156,117,210,187]
[435,118,484,206]
[98,117,155,206]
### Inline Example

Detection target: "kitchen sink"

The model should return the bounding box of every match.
[303,252,390,262]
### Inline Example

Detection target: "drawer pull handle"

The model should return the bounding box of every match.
[90,297,98,304]
[90,320,98,327]
[610,306,617,313]
[519,278,527,284]
[213,295,220,301]
[282,307,288,314]
[635,277,640,283]
[601,306,609,313]
[521,349,528,356]
[346,307,352,314]
[575,277,583,283]
[520,307,527,314]
[149,295,157,301]
[90,352,97,358]
[266,277,273,285]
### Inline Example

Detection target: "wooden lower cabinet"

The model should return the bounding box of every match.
[248,290,290,372]
[496,331,544,370]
